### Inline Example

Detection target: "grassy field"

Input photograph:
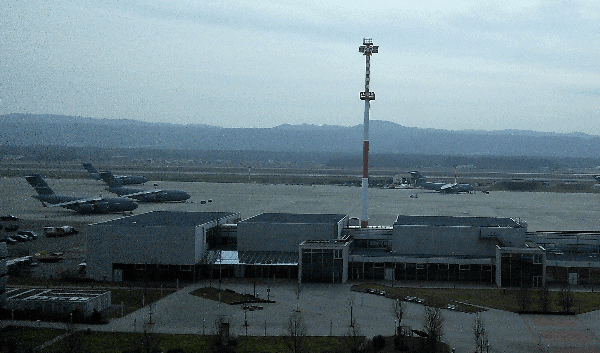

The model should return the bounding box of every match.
[353,283,600,314]
[0,327,66,353]
[36,331,352,353]
[108,287,177,318]
[188,286,273,305]
[0,327,451,353]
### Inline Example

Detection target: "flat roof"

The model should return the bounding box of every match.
[546,252,600,263]
[91,211,238,227]
[6,287,110,302]
[394,215,522,228]
[300,240,351,248]
[241,213,346,224]
[200,250,298,265]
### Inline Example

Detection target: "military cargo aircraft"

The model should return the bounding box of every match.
[409,171,474,194]
[83,163,148,185]
[25,174,138,214]
[99,171,191,202]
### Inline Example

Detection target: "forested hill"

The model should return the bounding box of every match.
[1,113,599,158]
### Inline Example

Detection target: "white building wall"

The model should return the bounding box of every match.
[194,225,208,263]
[238,223,338,252]
[0,242,6,306]
[5,290,111,317]
[87,225,196,281]
[392,225,497,257]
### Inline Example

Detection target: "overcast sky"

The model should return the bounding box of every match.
[2,1,600,134]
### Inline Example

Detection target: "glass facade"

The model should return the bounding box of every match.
[301,248,344,283]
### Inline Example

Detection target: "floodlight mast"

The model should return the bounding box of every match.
[359,38,378,228]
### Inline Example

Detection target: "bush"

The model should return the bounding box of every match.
[393,335,406,350]
[372,335,386,351]
[166,348,185,353]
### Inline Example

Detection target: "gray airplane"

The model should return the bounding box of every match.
[410,171,474,194]
[99,171,191,202]
[83,163,148,185]
[410,171,446,191]
[25,174,138,214]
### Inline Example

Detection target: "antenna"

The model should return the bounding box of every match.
[359,38,378,228]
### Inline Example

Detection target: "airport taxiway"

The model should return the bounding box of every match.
[3,176,600,231]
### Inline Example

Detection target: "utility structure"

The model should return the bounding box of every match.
[359,38,378,228]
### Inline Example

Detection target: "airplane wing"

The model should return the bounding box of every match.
[440,183,457,191]
[119,189,163,198]
[49,197,105,208]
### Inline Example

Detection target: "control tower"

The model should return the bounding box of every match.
[358,38,378,228]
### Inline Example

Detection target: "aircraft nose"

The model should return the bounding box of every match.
[126,200,139,210]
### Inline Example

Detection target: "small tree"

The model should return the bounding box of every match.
[285,311,307,353]
[558,284,575,313]
[347,293,356,327]
[423,305,443,353]
[538,284,550,312]
[518,282,532,311]
[473,313,489,353]
[391,299,406,333]
[346,319,367,353]
[391,298,406,350]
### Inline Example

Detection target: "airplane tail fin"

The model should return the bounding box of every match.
[409,171,426,185]
[99,171,122,187]
[25,174,54,195]
[83,163,99,175]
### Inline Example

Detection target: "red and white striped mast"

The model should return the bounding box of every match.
[359,38,378,228]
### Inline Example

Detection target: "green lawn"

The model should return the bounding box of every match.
[353,283,600,313]
[39,331,348,353]
[108,288,177,318]
[189,286,271,305]
[0,327,66,353]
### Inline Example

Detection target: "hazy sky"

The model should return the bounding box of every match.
[2,1,600,134]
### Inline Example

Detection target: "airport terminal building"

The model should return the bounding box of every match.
[85,210,591,288]
[87,211,241,282]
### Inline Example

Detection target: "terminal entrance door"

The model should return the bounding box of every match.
[385,267,394,281]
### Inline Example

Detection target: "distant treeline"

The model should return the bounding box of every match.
[2,145,599,172]
[327,153,600,171]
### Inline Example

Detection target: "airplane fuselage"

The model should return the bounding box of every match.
[90,174,147,185]
[118,175,149,185]
[410,171,474,193]
[33,194,138,213]
[419,181,446,191]
[107,186,191,202]
[439,183,475,194]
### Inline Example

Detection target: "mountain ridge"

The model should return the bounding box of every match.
[1,113,599,158]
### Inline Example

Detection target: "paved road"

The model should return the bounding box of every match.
[7,280,599,353]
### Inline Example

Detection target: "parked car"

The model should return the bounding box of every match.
[44,226,78,237]
[18,230,38,240]
[0,215,19,221]
[2,236,16,244]
[11,234,29,242]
